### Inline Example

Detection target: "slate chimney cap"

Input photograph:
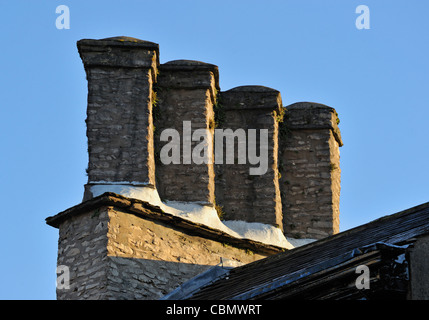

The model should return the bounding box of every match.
[77,36,159,49]
[220,85,282,111]
[163,59,217,68]
[159,59,220,90]
[225,85,280,94]
[77,36,160,68]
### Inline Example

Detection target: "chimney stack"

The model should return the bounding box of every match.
[77,37,159,200]
[279,102,343,239]
[154,60,219,206]
[76,37,343,240]
[215,86,283,229]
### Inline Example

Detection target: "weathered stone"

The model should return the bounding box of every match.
[154,60,219,205]
[77,37,159,197]
[215,86,283,229]
[48,38,346,301]
[409,235,429,299]
[52,201,275,300]
[279,102,342,239]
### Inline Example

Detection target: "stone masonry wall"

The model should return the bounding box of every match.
[154,60,219,205]
[279,102,343,239]
[215,86,283,229]
[56,204,269,300]
[56,207,110,300]
[409,234,429,299]
[77,37,159,190]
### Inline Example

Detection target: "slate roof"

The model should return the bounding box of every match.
[183,201,429,300]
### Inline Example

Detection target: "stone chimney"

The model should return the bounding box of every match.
[215,86,283,229]
[279,102,343,239]
[77,36,159,200]
[45,36,349,300]
[154,60,219,206]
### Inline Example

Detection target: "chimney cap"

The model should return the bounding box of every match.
[163,59,217,67]
[160,59,219,74]
[77,36,160,69]
[287,101,333,111]
[285,102,343,147]
[77,36,159,49]
[159,59,220,90]
[225,85,280,94]
[221,85,282,111]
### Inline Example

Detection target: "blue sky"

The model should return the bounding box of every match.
[0,1,428,299]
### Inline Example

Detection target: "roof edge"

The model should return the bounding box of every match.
[46,192,285,255]
[275,200,429,257]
